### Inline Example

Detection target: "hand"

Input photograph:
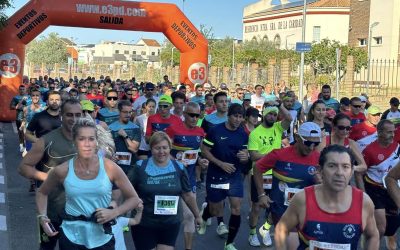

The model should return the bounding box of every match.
[219,162,236,174]
[136,202,144,213]
[198,158,209,169]
[95,207,117,224]
[236,149,249,162]
[39,217,58,237]
[258,195,273,209]
[118,129,127,138]
[195,216,203,230]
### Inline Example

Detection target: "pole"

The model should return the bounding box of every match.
[336,48,340,100]
[171,47,175,67]
[299,0,307,106]
[366,28,373,93]
[232,40,235,82]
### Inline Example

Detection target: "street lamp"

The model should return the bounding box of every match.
[285,34,295,49]
[232,39,238,83]
[367,21,379,92]
[171,47,175,67]
[299,0,307,106]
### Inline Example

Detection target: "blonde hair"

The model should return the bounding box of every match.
[149,131,172,149]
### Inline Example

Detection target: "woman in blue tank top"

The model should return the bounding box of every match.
[36,117,142,249]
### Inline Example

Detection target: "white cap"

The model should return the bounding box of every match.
[358,96,367,102]
[298,122,322,138]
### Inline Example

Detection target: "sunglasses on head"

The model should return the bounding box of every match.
[158,104,170,109]
[299,134,321,147]
[352,105,362,108]
[83,110,93,114]
[337,125,352,131]
[186,112,200,118]
[107,96,118,101]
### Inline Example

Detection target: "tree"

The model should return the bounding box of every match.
[0,0,12,29]
[26,32,69,73]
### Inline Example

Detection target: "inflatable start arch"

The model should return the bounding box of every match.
[0,0,208,121]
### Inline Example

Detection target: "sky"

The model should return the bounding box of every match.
[5,0,286,44]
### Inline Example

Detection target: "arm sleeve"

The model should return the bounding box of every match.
[256,149,278,173]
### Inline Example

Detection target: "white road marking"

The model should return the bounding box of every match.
[0,133,3,137]
[0,176,3,184]
[0,145,3,150]
[12,122,17,134]
[0,163,2,169]
[0,153,2,158]
[0,193,4,203]
[0,215,7,231]
[0,139,2,143]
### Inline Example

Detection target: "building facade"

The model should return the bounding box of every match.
[243,0,350,49]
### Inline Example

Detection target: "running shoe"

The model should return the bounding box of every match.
[224,243,238,250]
[248,233,261,247]
[200,202,212,226]
[259,225,273,246]
[216,222,229,237]
[197,219,207,235]
[19,144,25,153]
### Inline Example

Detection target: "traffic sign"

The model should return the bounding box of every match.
[296,42,311,52]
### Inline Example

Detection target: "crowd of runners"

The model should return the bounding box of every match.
[9,74,400,250]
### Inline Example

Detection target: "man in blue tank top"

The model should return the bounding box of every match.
[274,145,379,250]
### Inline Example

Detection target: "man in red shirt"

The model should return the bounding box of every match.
[345,97,366,126]
[145,94,183,142]
[350,106,381,150]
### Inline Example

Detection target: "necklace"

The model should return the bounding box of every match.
[76,157,92,175]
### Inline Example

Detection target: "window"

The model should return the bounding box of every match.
[263,35,269,41]
[115,50,119,54]
[358,38,367,46]
[132,51,136,55]
[124,50,129,54]
[374,36,382,45]
[274,34,281,49]
[313,26,321,43]
[151,52,156,56]
[251,36,257,41]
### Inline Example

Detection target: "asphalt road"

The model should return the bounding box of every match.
[0,121,398,250]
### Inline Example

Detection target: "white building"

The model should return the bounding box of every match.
[243,0,350,49]
[91,38,161,65]
[368,0,400,60]
[77,44,95,64]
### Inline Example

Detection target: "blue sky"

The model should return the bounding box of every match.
[5,0,285,44]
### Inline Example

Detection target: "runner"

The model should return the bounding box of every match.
[254,122,321,249]
[166,102,208,250]
[345,97,366,126]
[97,89,120,125]
[108,100,141,174]
[248,103,292,247]
[274,145,379,250]
[198,104,249,250]
[251,85,266,112]
[382,97,400,120]
[171,91,186,120]
[201,92,228,133]
[18,99,82,250]
[352,105,381,151]
[190,84,205,104]
[9,84,30,153]
[134,98,157,160]
[362,119,400,240]
[320,84,340,112]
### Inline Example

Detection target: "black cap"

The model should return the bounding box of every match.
[390,97,399,105]
[340,97,350,106]
[220,83,228,90]
[145,82,155,90]
[246,107,261,118]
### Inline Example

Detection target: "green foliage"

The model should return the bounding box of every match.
[0,0,12,29]
[26,33,69,71]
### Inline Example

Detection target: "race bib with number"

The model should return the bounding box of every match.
[284,187,301,206]
[182,150,199,165]
[263,175,272,190]
[154,195,179,215]
[210,183,230,190]
[309,240,351,250]
[115,152,132,165]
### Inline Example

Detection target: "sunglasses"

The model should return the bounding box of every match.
[337,125,352,131]
[299,134,321,147]
[352,105,362,108]
[107,96,118,101]
[81,91,87,94]
[158,104,170,109]
[186,112,200,118]
[147,88,154,91]
[132,89,138,92]
[83,110,93,114]
[126,93,133,95]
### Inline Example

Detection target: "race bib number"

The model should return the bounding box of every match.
[263,175,272,190]
[309,240,351,250]
[154,195,179,215]
[284,188,301,206]
[182,150,199,165]
[115,152,132,165]
[210,183,230,190]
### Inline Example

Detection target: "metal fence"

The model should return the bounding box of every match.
[353,59,400,97]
